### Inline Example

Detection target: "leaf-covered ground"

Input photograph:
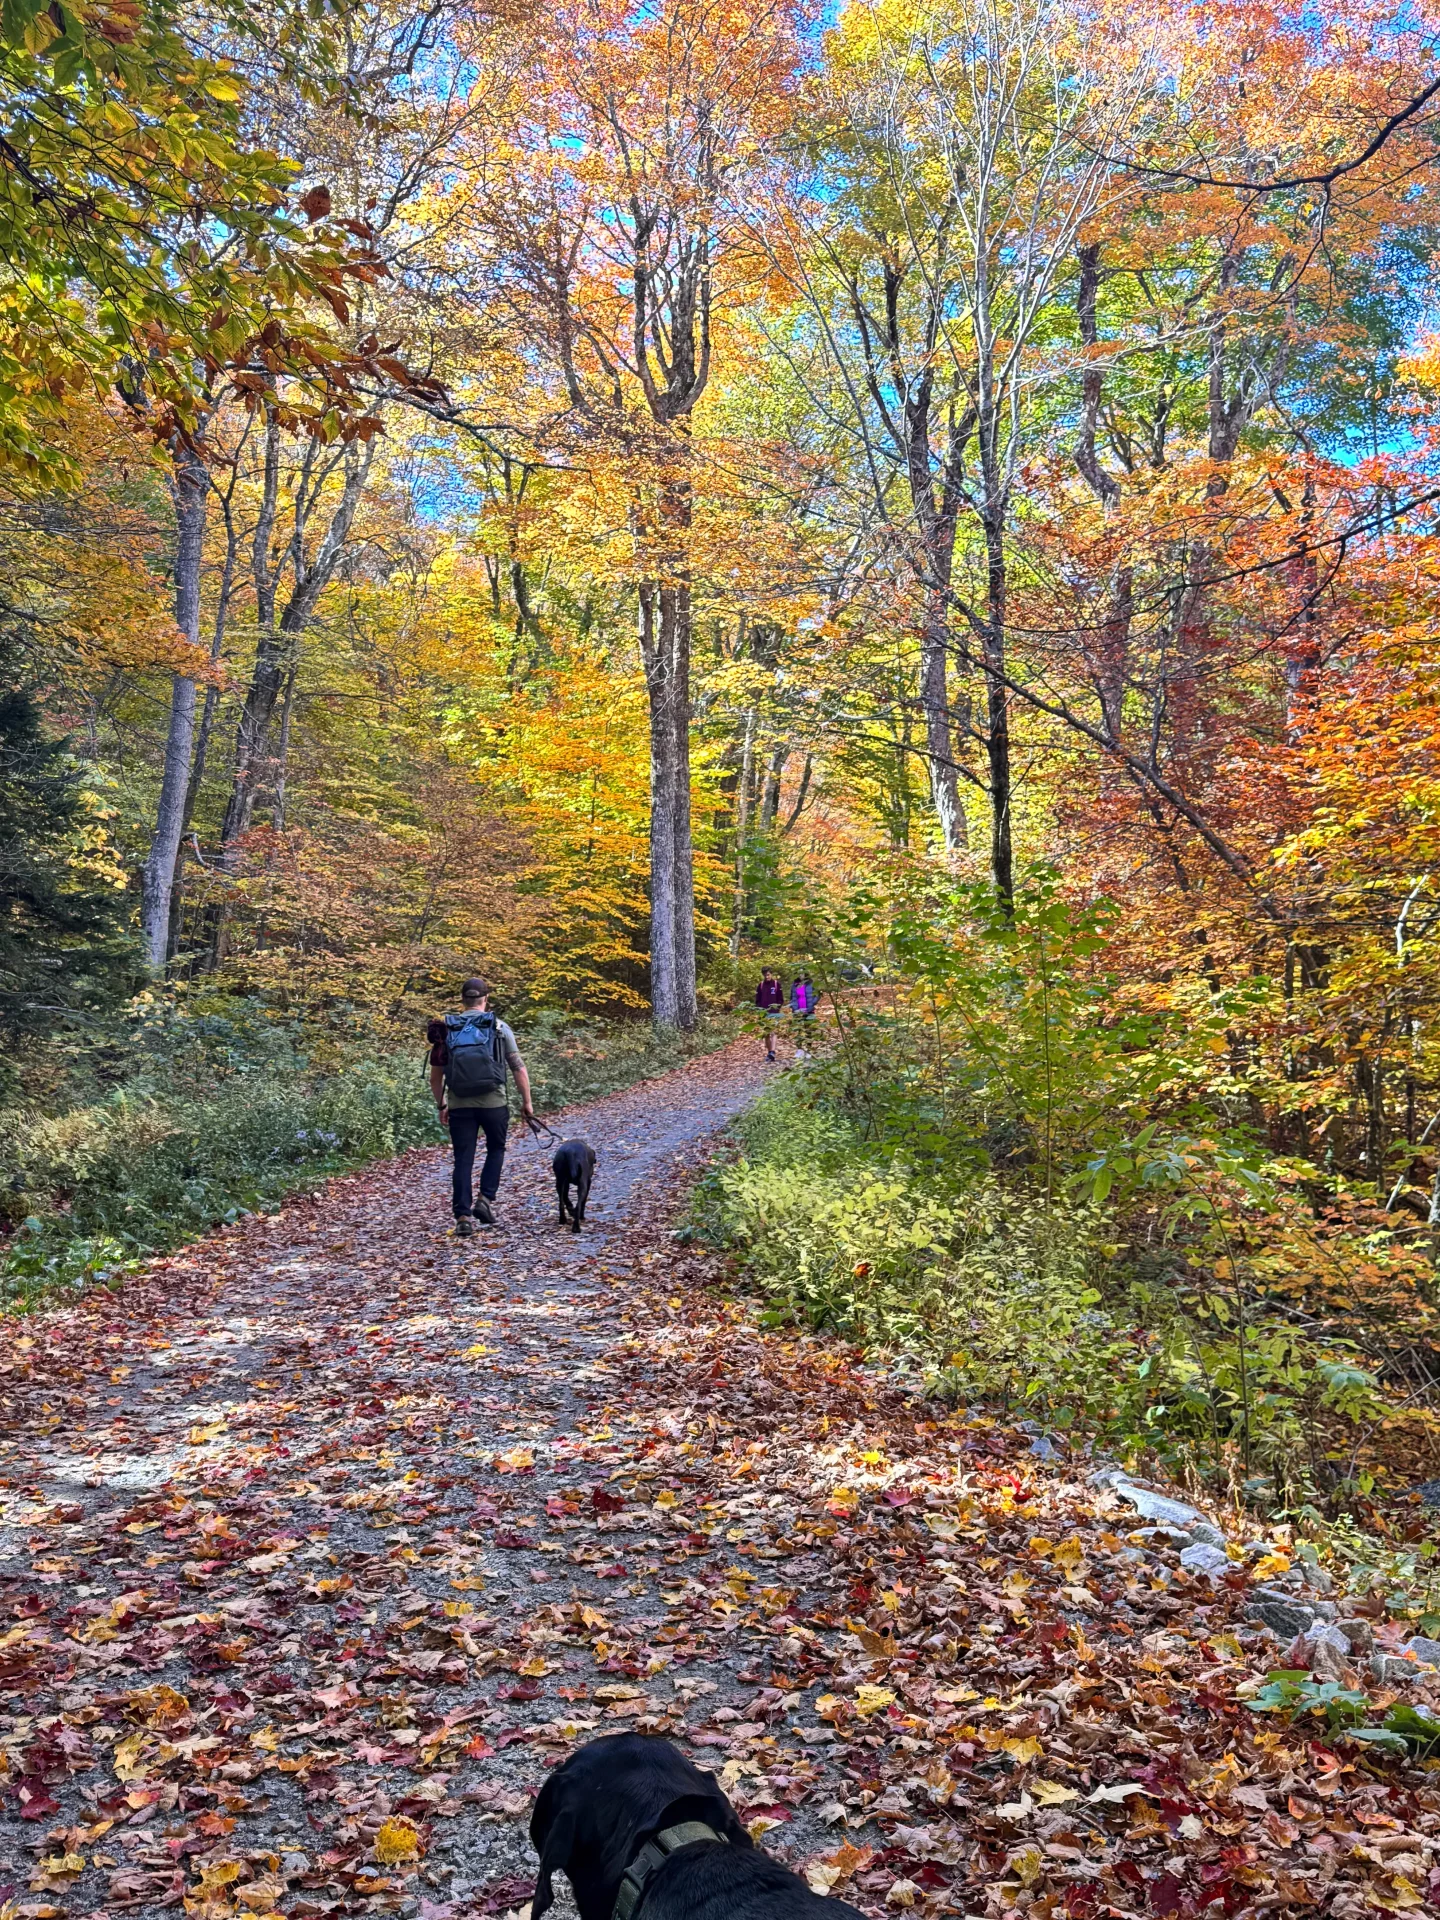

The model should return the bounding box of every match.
[3,1041,1440,1920]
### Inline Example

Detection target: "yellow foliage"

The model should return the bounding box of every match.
[373,1817,423,1865]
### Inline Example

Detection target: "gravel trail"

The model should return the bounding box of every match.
[3,1039,1420,1920]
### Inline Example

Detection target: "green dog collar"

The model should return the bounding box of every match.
[611,1820,727,1920]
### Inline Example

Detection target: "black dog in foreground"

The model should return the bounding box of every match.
[531,1733,866,1920]
[553,1137,596,1233]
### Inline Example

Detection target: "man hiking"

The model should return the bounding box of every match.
[428,976,535,1235]
[755,966,784,1062]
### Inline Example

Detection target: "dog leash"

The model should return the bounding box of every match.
[520,1112,562,1145]
[612,1821,728,1920]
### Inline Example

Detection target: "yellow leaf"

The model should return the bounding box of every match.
[236,1876,287,1912]
[1007,1844,1044,1889]
[374,1817,423,1865]
[1252,1552,1291,1582]
[38,1852,85,1876]
[187,1421,226,1446]
[517,1654,549,1677]
[1031,1779,1079,1806]
[251,1726,280,1752]
[854,1685,896,1718]
[112,1730,149,1782]
[1370,1877,1425,1912]
[806,1863,844,1894]
[880,1589,901,1613]
[655,1489,679,1509]
[1051,1536,1086,1575]
[1000,1735,1043,1766]
[495,1448,534,1472]
[193,1861,243,1893]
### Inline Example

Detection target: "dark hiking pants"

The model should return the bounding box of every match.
[448,1106,509,1216]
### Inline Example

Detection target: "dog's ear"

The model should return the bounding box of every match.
[532,1802,576,1920]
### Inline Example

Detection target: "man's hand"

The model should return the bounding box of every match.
[438,1102,449,1127]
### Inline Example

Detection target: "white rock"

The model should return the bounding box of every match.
[1109,1481,1202,1528]
[1179,1542,1230,1579]
[1304,1625,1353,1680]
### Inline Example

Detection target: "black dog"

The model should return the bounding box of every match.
[531,1732,865,1920]
[553,1137,597,1233]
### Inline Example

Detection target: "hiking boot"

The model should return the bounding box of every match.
[474,1197,495,1225]
[455,1215,476,1238]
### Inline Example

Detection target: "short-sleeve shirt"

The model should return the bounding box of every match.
[427,1013,523,1110]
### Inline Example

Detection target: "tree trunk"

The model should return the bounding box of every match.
[664,582,697,1029]
[641,585,679,1026]
[219,401,283,869]
[981,518,1014,907]
[780,753,813,834]
[219,634,287,864]
[167,495,241,964]
[140,440,207,970]
[272,648,300,831]
[638,457,699,1032]
[920,592,967,853]
[730,706,757,959]
[760,742,788,829]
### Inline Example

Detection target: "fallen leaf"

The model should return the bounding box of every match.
[375,1817,424,1864]
[855,1685,896,1718]
[1031,1780,1080,1806]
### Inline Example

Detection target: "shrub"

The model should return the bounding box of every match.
[706,1071,1395,1509]
[706,1078,1134,1424]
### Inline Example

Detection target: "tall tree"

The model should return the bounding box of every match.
[461,0,799,1026]
[773,0,1153,898]
[139,437,209,966]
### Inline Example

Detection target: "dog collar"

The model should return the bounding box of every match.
[611,1820,727,1920]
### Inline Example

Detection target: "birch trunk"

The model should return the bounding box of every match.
[729,706,757,959]
[140,440,207,970]
[640,581,698,1030]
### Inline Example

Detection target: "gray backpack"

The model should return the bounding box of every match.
[444,1010,505,1098]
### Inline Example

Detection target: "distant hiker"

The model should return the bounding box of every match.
[756,967,784,1062]
[428,976,534,1235]
[790,972,816,1056]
